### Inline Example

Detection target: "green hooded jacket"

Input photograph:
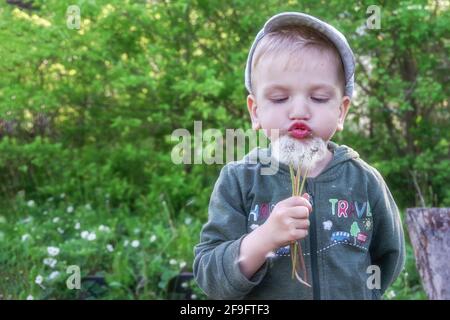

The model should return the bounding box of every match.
[193,142,405,300]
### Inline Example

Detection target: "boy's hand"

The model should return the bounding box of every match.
[260,193,312,250]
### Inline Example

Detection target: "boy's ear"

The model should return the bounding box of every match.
[247,94,261,130]
[336,96,351,132]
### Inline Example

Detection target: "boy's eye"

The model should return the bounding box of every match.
[270,97,288,104]
[311,97,329,103]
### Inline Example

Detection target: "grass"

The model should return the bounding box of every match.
[0,194,426,300]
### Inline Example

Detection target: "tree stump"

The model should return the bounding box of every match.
[406,208,450,300]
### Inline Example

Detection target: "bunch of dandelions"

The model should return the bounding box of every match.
[288,144,321,287]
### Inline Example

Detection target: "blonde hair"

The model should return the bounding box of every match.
[251,25,345,94]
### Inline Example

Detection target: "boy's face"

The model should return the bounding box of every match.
[247,48,351,143]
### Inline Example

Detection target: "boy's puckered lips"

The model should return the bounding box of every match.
[288,121,312,139]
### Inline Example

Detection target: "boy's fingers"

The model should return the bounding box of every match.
[285,206,310,219]
[291,219,310,230]
[280,196,312,212]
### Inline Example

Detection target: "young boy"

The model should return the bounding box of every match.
[193,12,405,300]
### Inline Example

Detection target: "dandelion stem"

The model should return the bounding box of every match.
[289,158,311,287]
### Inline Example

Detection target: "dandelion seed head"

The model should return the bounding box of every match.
[271,135,328,173]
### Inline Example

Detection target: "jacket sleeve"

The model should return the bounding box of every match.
[193,164,268,299]
[368,169,406,295]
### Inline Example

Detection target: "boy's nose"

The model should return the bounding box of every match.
[288,97,311,120]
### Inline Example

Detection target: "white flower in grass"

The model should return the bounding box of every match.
[26,295,34,300]
[75,222,80,230]
[43,210,48,215]
[124,240,129,247]
[169,259,177,265]
[27,200,35,207]
[184,217,192,225]
[106,244,114,252]
[47,246,60,256]
[133,228,140,234]
[85,204,92,210]
[181,282,188,288]
[35,275,43,285]
[22,216,32,224]
[48,271,60,280]
[66,206,74,213]
[60,193,65,199]
[47,197,54,202]
[57,228,64,234]
[52,217,60,223]
[81,231,89,239]
[191,294,197,300]
[386,290,396,299]
[22,234,31,242]
[98,225,110,232]
[43,258,57,268]
[131,240,140,248]
[179,261,186,269]
[87,232,96,241]
[150,235,157,243]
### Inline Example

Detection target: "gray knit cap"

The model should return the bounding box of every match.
[245,12,355,97]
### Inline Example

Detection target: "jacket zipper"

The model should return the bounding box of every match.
[307,180,321,300]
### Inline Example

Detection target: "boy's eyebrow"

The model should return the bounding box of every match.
[262,84,290,94]
[309,83,337,93]
[262,83,338,95]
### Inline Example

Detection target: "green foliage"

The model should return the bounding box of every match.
[1,0,448,299]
